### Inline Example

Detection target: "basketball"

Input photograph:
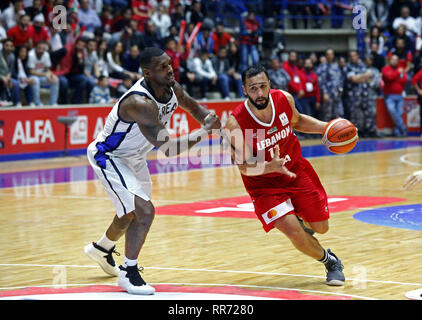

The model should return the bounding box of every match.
[322,118,358,154]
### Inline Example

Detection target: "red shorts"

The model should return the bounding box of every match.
[249,158,329,232]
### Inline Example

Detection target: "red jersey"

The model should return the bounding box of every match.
[231,89,304,194]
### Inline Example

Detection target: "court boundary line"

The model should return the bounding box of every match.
[400,153,422,167]
[0,263,421,287]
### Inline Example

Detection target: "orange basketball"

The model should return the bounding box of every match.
[322,118,358,154]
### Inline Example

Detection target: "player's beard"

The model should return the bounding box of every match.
[167,75,176,88]
[167,71,176,87]
[247,94,270,110]
[154,73,175,88]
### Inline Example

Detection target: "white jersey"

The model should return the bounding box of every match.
[89,78,178,169]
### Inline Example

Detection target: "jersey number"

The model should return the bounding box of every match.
[269,145,291,165]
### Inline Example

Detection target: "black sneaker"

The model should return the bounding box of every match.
[296,215,315,235]
[84,242,120,276]
[117,265,155,295]
[324,249,345,286]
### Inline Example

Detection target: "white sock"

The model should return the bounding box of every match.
[319,250,336,264]
[123,256,138,268]
[96,233,116,251]
[319,250,329,264]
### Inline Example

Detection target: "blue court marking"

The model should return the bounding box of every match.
[1,139,421,189]
[0,165,98,188]
[353,205,422,231]
[0,148,87,162]
[302,139,422,157]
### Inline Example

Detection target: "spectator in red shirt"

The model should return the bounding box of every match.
[6,14,32,48]
[298,58,321,117]
[411,57,422,134]
[165,38,188,83]
[239,11,259,71]
[132,0,153,32]
[381,54,408,136]
[112,7,133,33]
[42,0,55,26]
[211,22,235,54]
[387,38,412,72]
[27,14,51,48]
[282,51,305,99]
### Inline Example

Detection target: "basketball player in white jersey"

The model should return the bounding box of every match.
[84,47,221,295]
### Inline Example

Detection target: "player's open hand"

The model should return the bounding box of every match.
[403,170,422,190]
[267,147,296,179]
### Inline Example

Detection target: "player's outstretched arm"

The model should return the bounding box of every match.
[119,94,220,157]
[173,81,219,126]
[403,170,422,190]
[283,90,327,134]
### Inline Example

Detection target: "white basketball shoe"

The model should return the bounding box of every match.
[84,242,120,277]
[117,265,155,295]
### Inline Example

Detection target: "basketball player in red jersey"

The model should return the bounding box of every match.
[224,65,345,285]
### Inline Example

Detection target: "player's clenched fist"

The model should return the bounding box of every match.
[203,112,222,133]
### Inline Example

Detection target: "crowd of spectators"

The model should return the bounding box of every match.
[0,0,422,137]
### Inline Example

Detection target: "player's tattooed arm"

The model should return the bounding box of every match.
[119,94,219,157]
[173,81,218,126]
[119,94,170,149]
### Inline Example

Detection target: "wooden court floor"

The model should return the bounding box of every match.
[0,138,421,300]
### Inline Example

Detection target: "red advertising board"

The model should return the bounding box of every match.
[0,106,110,159]
[376,96,420,133]
[0,100,242,160]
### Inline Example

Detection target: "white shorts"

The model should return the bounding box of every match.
[87,144,152,218]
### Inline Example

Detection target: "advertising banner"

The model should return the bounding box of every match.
[0,100,241,161]
[376,97,420,134]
